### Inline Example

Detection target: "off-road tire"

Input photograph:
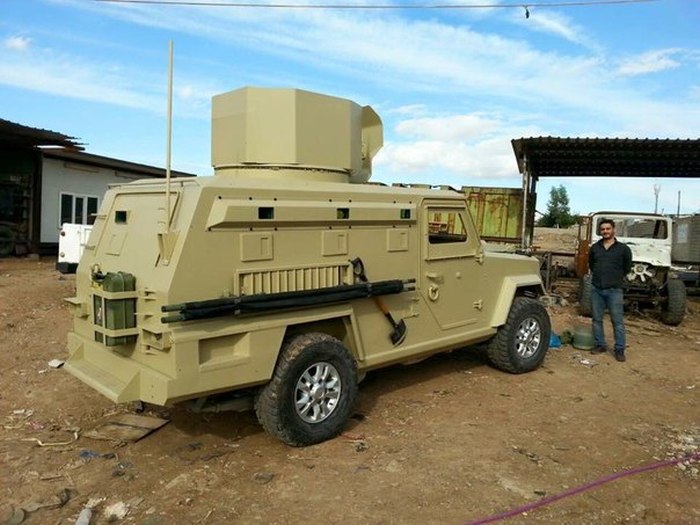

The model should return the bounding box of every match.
[486,297,551,374]
[578,275,592,317]
[254,332,358,447]
[660,279,686,326]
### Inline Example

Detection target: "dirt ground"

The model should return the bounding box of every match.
[0,230,698,525]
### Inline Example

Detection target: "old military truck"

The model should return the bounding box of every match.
[65,87,550,446]
[576,211,686,325]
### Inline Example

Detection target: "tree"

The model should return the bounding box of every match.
[537,185,577,228]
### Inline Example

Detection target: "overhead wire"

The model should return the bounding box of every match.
[92,0,659,10]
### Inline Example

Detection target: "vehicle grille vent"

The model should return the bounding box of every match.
[238,264,352,296]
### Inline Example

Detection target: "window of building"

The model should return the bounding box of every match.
[59,193,99,226]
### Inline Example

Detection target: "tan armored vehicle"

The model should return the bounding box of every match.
[65,87,550,446]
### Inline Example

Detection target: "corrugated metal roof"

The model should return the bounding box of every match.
[511,137,700,179]
[0,118,83,150]
[43,149,196,179]
[1,118,196,178]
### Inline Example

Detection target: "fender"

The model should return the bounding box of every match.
[490,274,544,327]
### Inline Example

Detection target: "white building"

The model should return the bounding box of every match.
[0,118,195,256]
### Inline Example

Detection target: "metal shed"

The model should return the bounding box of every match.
[511,137,700,248]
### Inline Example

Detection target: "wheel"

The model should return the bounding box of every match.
[660,279,686,326]
[578,274,592,317]
[254,332,358,446]
[486,297,551,374]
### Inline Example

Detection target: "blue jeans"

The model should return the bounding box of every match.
[591,286,626,353]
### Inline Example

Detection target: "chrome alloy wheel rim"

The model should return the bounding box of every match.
[294,362,342,423]
[515,317,542,358]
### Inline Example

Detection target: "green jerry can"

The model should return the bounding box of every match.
[95,271,136,346]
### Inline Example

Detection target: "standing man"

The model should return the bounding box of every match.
[588,218,633,362]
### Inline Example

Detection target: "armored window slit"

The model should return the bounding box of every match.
[115,210,128,224]
[258,207,274,219]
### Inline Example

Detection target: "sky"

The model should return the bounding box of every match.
[1,0,699,216]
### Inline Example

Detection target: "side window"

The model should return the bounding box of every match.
[87,197,99,225]
[60,194,73,226]
[428,210,467,244]
[59,193,100,226]
[426,206,472,260]
[655,220,667,239]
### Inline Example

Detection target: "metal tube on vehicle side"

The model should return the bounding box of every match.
[161,279,415,323]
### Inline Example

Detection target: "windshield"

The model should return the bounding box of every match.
[596,217,668,240]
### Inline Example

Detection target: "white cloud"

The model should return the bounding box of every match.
[178,85,195,99]
[375,138,518,186]
[513,9,596,49]
[5,0,700,173]
[386,104,428,116]
[617,49,682,76]
[374,110,546,185]
[4,36,31,51]
[0,43,216,119]
[32,2,658,122]
[0,48,160,110]
[395,114,501,141]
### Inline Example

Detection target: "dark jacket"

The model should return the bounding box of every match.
[588,239,633,289]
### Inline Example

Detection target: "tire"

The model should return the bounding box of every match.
[254,332,358,447]
[660,279,686,326]
[486,297,551,374]
[578,275,592,317]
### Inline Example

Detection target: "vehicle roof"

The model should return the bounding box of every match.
[114,174,467,201]
[590,211,669,219]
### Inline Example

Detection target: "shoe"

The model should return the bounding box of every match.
[615,353,626,362]
[591,346,607,354]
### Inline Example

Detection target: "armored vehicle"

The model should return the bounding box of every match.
[65,87,550,446]
[576,211,686,325]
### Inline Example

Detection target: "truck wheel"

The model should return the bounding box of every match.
[486,297,551,374]
[254,332,358,447]
[660,279,686,326]
[578,275,592,317]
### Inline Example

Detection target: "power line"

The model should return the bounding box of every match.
[92,0,659,10]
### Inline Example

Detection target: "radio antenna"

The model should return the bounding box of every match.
[165,40,174,233]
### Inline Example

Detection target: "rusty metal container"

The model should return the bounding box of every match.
[462,186,524,244]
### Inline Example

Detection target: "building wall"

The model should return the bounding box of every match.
[40,157,147,244]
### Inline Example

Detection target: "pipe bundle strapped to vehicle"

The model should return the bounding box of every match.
[161,278,416,323]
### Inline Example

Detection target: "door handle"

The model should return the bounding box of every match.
[425,272,444,283]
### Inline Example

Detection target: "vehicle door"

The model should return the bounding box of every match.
[420,199,485,330]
